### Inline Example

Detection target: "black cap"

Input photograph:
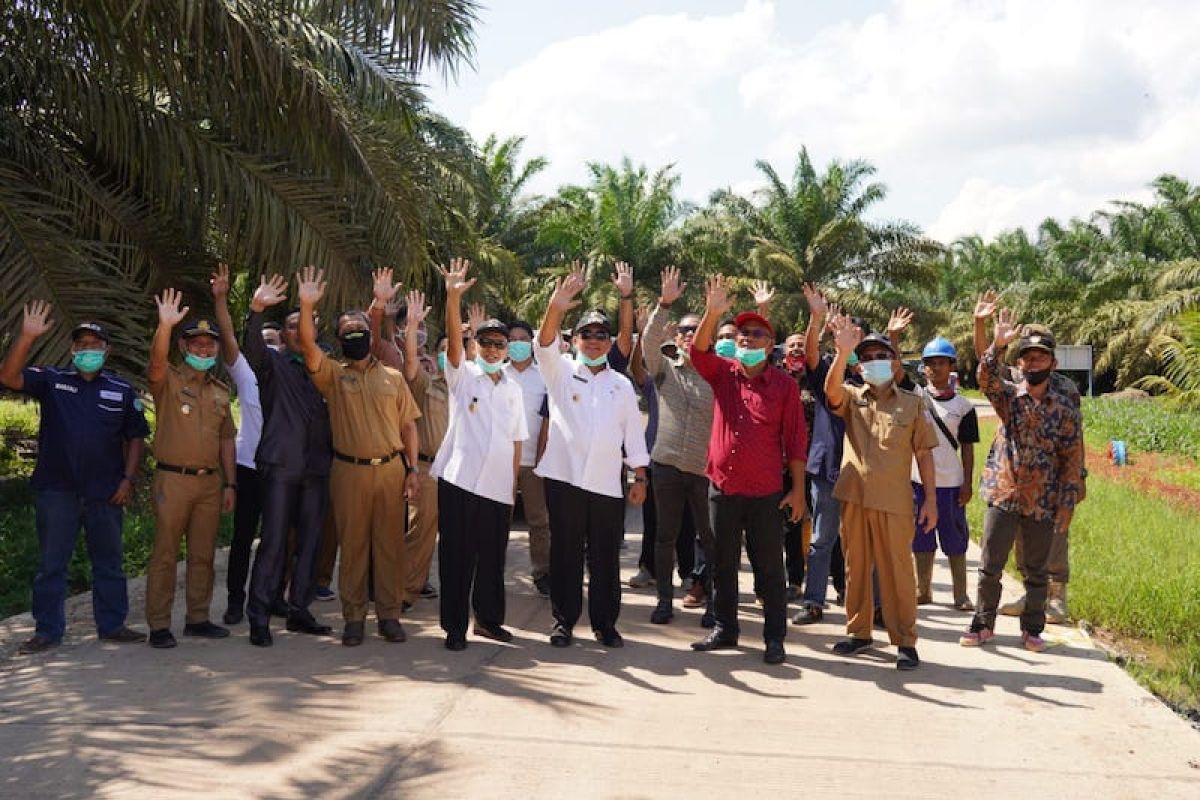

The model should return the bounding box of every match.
[475,318,509,338]
[854,333,896,358]
[574,309,612,334]
[182,319,220,339]
[262,321,282,332]
[1017,325,1056,355]
[71,322,110,343]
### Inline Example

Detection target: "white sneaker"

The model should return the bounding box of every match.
[628,567,654,588]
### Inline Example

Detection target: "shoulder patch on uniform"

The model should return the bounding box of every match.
[133,398,145,412]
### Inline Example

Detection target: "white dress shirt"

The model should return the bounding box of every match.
[432,357,528,505]
[227,353,263,470]
[504,360,548,468]
[533,339,650,499]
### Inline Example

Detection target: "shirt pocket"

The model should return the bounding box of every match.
[204,397,230,438]
[879,406,917,449]
[95,401,126,436]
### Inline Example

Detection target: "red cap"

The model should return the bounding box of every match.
[734,311,774,338]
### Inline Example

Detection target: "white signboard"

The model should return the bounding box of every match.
[1055,345,1092,371]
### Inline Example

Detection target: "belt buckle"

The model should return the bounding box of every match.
[369,457,382,466]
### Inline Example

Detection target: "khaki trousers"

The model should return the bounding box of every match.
[517,465,551,579]
[330,458,407,622]
[314,507,339,589]
[404,461,438,600]
[146,471,222,630]
[841,502,919,647]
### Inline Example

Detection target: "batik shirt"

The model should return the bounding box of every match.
[977,346,1085,520]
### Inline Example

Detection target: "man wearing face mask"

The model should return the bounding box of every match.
[689,275,807,666]
[960,311,1084,653]
[296,266,421,647]
[1,304,150,653]
[144,290,238,648]
[824,315,939,670]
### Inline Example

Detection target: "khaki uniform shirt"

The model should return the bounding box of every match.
[406,366,449,458]
[149,364,236,468]
[831,383,938,516]
[310,355,421,458]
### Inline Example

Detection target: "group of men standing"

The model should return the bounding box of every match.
[2,259,1083,669]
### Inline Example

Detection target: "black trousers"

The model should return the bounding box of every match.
[544,478,624,634]
[640,465,697,579]
[226,464,264,610]
[710,486,787,642]
[437,479,511,638]
[651,462,712,601]
[248,471,328,627]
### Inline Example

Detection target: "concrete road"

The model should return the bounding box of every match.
[1,528,1197,799]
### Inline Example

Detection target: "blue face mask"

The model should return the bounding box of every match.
[735,346,767,367]
[578,352,608,368]
[185,353,217,372]
[861,359,894,386]
[714,339,737,358]
[476,356,504,374]
[72,349,106,374]
[847,353,860,367]
[437,352,447,372]
[507,340,533,362]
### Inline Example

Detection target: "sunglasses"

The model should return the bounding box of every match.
[577,330,610,341]
[477,338,508,350]
[677,325,697,335]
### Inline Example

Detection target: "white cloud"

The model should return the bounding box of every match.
[458,0,1200,242]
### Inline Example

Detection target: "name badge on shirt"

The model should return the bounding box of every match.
[53,382,78,394]
[100,389,123,402]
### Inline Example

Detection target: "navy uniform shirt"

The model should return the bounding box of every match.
[20,366,151,500]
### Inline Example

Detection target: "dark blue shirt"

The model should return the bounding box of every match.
[20,366,150,500]
[806,355,848,483]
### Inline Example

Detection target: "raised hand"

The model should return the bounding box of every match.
[210,262,231,301]
[404,289,430,332]
[251,274,288,311]
[974,289,999,320]
[21,300,54,338]
[372,267,403,304]
[802,283,828,316]
[295,265,327,307]
[467,302,486,334]
[703,274,733,316]
[438,257,476,297]
[659,265,686,306]
[830,313,863,354]
[887,306,914,336]
[751,279,775,307]
[154,288,189,328]
[549,261,586,312]
[994,307,1021,348]
[612,260,634,298]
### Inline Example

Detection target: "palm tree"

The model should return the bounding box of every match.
[0,0,479,376]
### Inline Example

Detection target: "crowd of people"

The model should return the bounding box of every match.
[0,262,1085,669]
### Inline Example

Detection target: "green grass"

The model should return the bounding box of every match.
[968,417,1200,711]
[1082,396,1200,458]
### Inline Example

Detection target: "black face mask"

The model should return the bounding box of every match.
[340,330,371,361]
[1024,368,1052,386]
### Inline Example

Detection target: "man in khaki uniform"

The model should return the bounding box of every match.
[824,321,939,671]
[145,289,238,649]
[296,266,421,646]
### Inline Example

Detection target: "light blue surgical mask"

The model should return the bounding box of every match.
[185,353,217,372]
[847,353,860,367]
[578,352,607,368]
[72,349,106,374]
[476,356,504,374]
[735,346,767,367]
[436,352,447,371]
[507,340,533,362]
[861,359,894,386]
[714,339,737,358]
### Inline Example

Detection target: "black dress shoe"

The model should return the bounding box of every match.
[286,614,333,636]
[378,619,407,643]
[342,621,365,647]
[269,601,290,618]
[593,628,624,648]
[832,637,875,656]
[99,626,147,643]
[183,621,230,639]
[249,625,273,647]
[649,599,674,624]
[473,621,513,642]
[222,607,244,626]
[763,639,786,664]
[148,629,177,649]
[691,629,738,651]
[896,646,920,671]
[444,634,467,651]
[549,625,572,647]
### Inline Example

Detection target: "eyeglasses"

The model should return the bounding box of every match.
[677,325,697,335]
[737,328,771,341]
[577,330,610,341]
[477,338,508,350]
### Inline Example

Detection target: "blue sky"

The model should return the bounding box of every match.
[427,0,1200,243]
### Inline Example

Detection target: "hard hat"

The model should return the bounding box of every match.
[922,336,957,361]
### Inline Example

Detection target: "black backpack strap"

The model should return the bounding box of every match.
[922,390,959,451]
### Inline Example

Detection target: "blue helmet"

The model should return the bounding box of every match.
[922,336,957,361]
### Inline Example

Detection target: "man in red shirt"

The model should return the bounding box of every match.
[689,275,808,665]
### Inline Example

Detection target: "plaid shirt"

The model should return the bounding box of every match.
[977,346,1085,520]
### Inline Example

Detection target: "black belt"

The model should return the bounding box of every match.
[156,463,219,476]
[418,453,434,464]
[333,449,404,467]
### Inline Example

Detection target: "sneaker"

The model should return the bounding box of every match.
[682,582,707,609]
[148,629,177,649]
[17,634,58,655]
[549,625,572,647]
[699,610,716,629]
[533,575,551,596]
[314,586,337,602]
[959,627,995,647]
[999,594,1026,617]
[419,582,439,600]
[832,638,874,656]
[1021,631,1047,653]
[896,646,920,671]
[627,567,654,589]
[791,605,823,625]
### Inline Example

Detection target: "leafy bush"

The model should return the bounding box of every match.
[1082,397,1200,458]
